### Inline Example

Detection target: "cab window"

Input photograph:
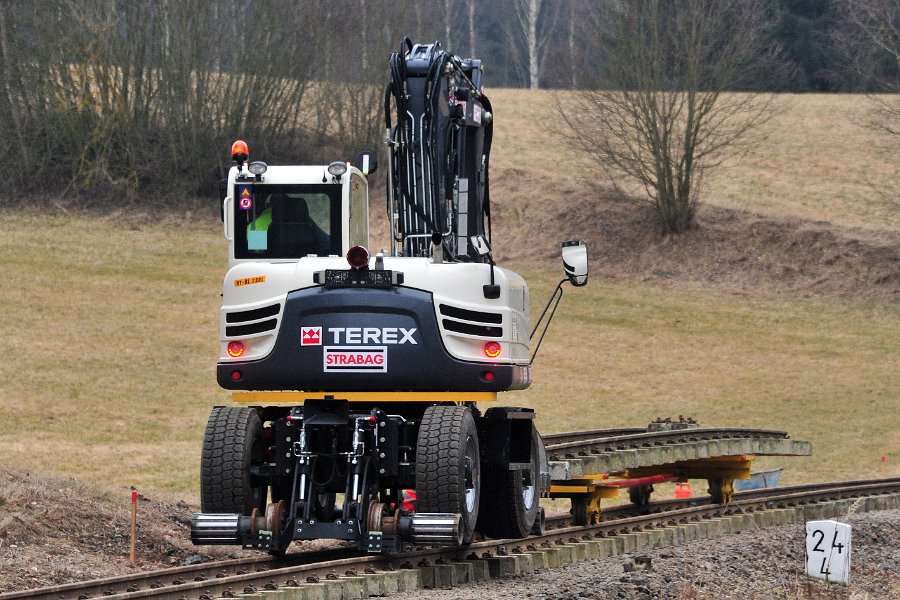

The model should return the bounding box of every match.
[234,184,341,259]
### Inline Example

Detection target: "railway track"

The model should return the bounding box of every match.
[7,477,899,600]
[543,427,795,459]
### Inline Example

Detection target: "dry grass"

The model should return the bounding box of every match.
[0,211,223,494]
[490,89,899,231]
[1,210,897,497]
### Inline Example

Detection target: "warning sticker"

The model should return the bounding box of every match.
[323,346,387,373]
[233,276,266,287]
[237,183,252,210]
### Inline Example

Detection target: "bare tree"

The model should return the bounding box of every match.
[505,0,560,89]
[835,0,899,134]
[563,0,777,233]
[833,0,899,206]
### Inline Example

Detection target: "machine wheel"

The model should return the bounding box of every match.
[707,478,734,504]
[200,407,267,515]
[415,406,481,544]
[628,484,653,506]
[478,427,541,539]
[571,495,602,526]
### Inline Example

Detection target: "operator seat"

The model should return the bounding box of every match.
[267,194,318,257]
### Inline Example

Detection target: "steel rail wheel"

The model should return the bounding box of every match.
[415,406,481,544]
[200,407,268,515]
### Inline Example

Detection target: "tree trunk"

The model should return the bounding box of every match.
[526,0,540,89]
[0,3,29,164]
[468,0,476,57]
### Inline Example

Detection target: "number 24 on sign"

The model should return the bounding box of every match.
[805,520,851,584]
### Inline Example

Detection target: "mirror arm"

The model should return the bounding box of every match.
[529,278,567,365]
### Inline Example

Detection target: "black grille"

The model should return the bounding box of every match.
[226,304,281,323]
[438,304,503,324]
[226,319,278,337]
[442,319,502,338]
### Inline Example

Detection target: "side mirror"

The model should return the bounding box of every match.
[561,240,588,287]
[354,150,378,176]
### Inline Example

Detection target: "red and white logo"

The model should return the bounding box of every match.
[301,326,322,346]
[323,346,387,373]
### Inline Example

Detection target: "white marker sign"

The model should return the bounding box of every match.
[805,520,851,584]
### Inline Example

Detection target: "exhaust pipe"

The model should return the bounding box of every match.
[407,513,463,546]
[190,513,242,545]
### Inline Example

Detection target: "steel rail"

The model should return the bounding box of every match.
[544,427,791,458]
[7,477,899,600]
[542,428,645,446]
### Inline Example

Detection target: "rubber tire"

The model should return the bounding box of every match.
[415,406,481,545]
[477,427,541,539]
[200,406,267,515]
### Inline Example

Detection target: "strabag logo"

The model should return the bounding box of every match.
[301,327,322,346]
[324,346,387,373]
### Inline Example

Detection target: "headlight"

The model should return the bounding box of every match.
[328,161,348,177]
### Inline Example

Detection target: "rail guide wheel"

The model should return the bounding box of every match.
[478,427,542,539]
[415,405,480,545]
[200,406,268,515]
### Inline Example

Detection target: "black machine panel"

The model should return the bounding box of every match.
[218,286,516,391]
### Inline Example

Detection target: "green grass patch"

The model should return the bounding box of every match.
[1,211,897,498]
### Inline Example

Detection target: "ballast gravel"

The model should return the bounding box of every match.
[413,509,900,600]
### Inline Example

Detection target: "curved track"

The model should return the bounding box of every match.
[543,427,794,459]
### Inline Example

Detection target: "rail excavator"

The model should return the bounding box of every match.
[190,38,588,555]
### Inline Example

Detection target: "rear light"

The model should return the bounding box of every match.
[347,245,370,269]
[483,342,501,358]
[482,371,495,382]
[230,370,242,381]
[227,341,245,358]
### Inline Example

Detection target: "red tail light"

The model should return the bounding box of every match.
[483,342,501,358]
[227,341,245,358]
[347,245,370,269]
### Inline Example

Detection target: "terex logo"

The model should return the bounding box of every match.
[327,327,417,345]
[301,327,322,346]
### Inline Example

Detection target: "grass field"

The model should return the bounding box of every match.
[495,90,899,231]
[1,207,896,498]
[1,92,897,502]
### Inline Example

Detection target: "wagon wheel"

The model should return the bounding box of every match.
[628,484,654,506]
[707,478,734,504]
